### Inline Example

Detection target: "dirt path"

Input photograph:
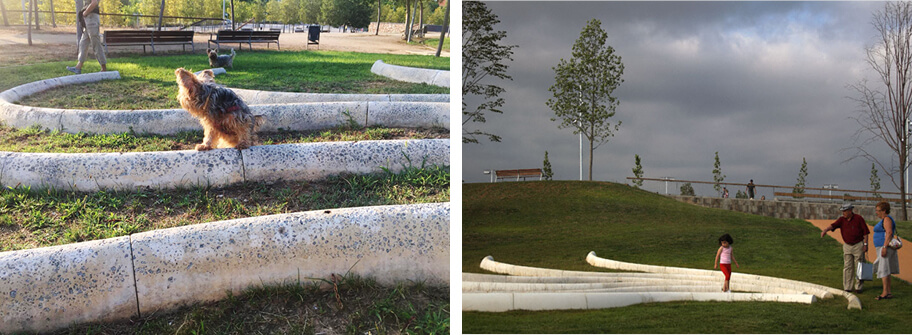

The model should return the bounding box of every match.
[808,219,911,283]
[0,26,448,67]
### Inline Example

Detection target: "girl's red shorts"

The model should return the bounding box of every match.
[720,263,732,280]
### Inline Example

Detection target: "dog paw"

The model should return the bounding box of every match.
[195,144,212,151]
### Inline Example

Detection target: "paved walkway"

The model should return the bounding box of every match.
[807,219,911,283]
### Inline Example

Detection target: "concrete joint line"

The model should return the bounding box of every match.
[128,234,141,318]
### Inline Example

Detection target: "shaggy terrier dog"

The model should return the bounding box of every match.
[207,48,235,68]
[175,67,263,150]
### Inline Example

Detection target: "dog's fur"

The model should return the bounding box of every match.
[207,48,235,68]
[175,67,263,150]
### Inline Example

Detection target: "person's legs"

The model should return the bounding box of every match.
[720,264,731,292]
[842,244,855,291]
[68,27,90,74]
[850,242,865,291]
[84,13,107,71]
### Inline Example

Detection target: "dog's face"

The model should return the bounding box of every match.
[175,67,201,93]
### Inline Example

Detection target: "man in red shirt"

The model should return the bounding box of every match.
[820,204,870,293]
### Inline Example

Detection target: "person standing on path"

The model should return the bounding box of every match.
[67,0,106,74]
[820,204,870,293]
[746,180,756,200]
[873,201,900,300]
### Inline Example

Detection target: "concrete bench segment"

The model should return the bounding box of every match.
[0,73,449,135]
[0,202,448,334]
[370,60,450,88]
[463,292,816,312]
[584,251,857,309]
[0,139,449,192]
[0,236,137,334]
[133,202,449,315]
[469,255,832,312]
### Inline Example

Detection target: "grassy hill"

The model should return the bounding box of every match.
[462,181,912,333]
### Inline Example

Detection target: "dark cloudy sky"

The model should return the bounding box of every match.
[461,1,906,199]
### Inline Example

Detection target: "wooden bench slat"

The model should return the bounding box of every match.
[104,30,194,54]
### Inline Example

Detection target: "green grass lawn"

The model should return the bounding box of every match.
[1,50,449,110]
[463,181,912,333]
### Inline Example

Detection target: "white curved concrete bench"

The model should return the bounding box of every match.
[466,255,830,312]
[0,202,449,334]
[463,292,816,312]
[0,139,449,191]
[585,251,858,309]
[370,60,449,88]
[0,72,449,134]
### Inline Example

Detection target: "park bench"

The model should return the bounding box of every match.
[495,169,544,182]
[208,30,280,51]
[103,30,195,54]
[307,25,320,49]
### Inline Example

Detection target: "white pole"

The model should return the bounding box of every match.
[578,84,583,181]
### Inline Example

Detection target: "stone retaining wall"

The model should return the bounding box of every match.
[1,203,449,333]
[669,196,875,220]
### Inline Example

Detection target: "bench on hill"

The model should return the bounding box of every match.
[208,30,280,50]
[103,30,195,54]
[495,169,544,182]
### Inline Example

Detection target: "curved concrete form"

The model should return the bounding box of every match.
[464,255,833,312]
[1,202,449,334]
[370,60,449,88]
[463,292,816,313]
[0,73,449,134]
[2,101,449,135]
[0,139,448,191]
[585,251,860,309]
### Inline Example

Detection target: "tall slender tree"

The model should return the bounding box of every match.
[543,151,554,181]
[632,154,644,188]
[712,151,725,196]
[793,157,808,199]
[546,19,624,180]
[848,1,912,220]
[463,1,517,143]
[871,162,882,199]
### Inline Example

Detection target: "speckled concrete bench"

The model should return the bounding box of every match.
[370,60,449,88]
[0,139,448,192]
[0,71,449,134]
[464,255,839,312]
[0,202,449,334]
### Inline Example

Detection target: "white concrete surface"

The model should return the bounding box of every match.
[0,236,137,334]
[0,73,450,134]
[1,202,448,333]
[0,139,448,191]
[465,255,831,312]
[370,60,449,87]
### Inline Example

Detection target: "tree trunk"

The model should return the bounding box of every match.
[157,0,165,31]
[230,0,235,30]
[417,0,423,38]
[26,0,31,45]
[903,150,909,220]
[49,0,55,28]
[403,0,410,40]
[0,0,8,26]
[434,0,448,57]
[374,0,380,35]
[588,120,594,181]
[33,0,39,29]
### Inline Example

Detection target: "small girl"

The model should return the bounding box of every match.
[714,233,740,292]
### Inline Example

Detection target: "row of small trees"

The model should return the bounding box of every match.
[1,0,447,29]
[629,153,884,200]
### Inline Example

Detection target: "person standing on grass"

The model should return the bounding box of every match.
[873,201,900,300]
[820,204,869,293]
[67,0,106,74]
[714,233,740,292]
